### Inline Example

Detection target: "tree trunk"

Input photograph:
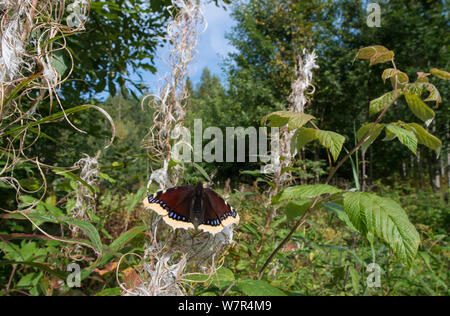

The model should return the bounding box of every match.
[428,150,440,192]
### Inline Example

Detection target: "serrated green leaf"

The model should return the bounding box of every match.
[261,111,291,127]
[291,127,317,151]
[407,123,442,157]
[369,90,402,116]
[404,93,435,126]
[343,192,420,267]
[287,113,315,131]
[316,130,345,162]
[17,272,42,288]
[322,202,358,232]
[384,124,417,155]
[279,184,343,201]
[262,111,315,131]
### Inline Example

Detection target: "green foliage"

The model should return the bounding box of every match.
[259,39,444,284]
[1,0,448,297]
[278,184,343,201]
[61,0,171,101]
[343,192,420,267]
[262,111,315,131]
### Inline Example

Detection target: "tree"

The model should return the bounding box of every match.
[223,0,449,186]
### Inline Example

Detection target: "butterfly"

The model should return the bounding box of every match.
[142,181,239,235]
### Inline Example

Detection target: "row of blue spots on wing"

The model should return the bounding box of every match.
[169,211,191,222]
[219,210,237,221]
[148,196,171,212]
[204,218,221,226]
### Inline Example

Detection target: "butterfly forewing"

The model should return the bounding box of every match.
[143,186,196,230]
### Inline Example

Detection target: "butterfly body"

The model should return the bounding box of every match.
[143,182,239,235]
[191,181,204,228]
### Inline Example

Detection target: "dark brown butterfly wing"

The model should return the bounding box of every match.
[143,186,195,230]
[197,188,239,234]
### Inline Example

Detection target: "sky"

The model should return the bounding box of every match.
[141,2,237,94]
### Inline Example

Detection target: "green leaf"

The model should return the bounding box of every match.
[384,124,418,155]
[291,127,317,151]
[429,68,450,80]
[261,111,291,127]
[279,184,343,201]
[261,111,315,131]
[127,187,146,215]
[389,71,409,89]
[287,113,315,131]
[109,226,146,251]
[191,162,212,183]
[1,104,115,148]
[356,123,385,152]
[236,279,286,296]
[349,266,360,294]
[381,68,397,82]
[369,50,394,66]
[316,130,346,162]
[17,272,42,288]
[322,202,358,232]
[2,105,97,137]
[56,217,103,255]
[355,45,388,60]
[98,172,116,183]
[343,192,420,267]
[285,200,312,221]
[407,123,442,157]
[10,212,103,255]
[290,127,345,162]
[369,90,402,116]
[51,49,69,77]
[209,267,235,289]
[403,82,442,104]
[52,169,98,195]
[404,93,435,126]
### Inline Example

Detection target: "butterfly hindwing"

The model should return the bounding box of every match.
[197,188,239,234]
[143,186,195,230]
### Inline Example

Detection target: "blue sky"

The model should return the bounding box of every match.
[141,2,237,94]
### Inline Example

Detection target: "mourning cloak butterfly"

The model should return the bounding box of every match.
[142,181,239,235]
